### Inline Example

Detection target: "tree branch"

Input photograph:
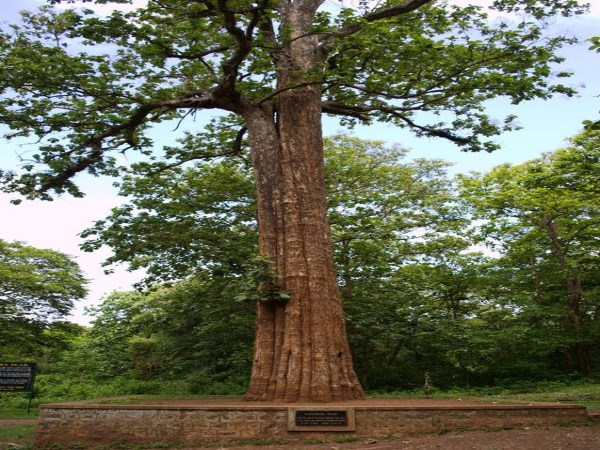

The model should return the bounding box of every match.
[321,100,370,121]
[320,99,471,145]
[214,0,269,96]
[319,0,434,58]
[37,94,223,194]
[256,80,329,105]
[363,0,434,22]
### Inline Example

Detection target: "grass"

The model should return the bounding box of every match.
[0,407,39,419]
[369,381,600,409]
[494,386,600,409]
[332,435,361,443]
[203,439,292,448]
[93,394,241,405]
[0,424,36,448]
[474,383,600,409]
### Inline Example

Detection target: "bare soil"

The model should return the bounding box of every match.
[204,423,600,450]
[0,419,37,427]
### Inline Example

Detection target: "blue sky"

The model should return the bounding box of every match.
[0,0,598,324]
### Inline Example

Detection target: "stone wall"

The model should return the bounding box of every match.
[34,404,590,447]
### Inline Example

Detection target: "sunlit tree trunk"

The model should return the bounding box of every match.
[242,0,365,402]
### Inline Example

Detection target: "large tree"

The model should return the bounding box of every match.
[0,0,586,401]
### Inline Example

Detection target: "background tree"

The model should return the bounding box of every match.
[458,130,600,375]
[0,238,87,359]
[81,156,257,285]
[0,0,587,401]
[62,276,255,392]
[324,135,460,300]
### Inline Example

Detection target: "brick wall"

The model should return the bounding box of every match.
[34,404,589,447]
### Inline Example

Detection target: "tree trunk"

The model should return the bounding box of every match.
[544,219,592,376]
[565,277,593,376]
[242,1,365,402]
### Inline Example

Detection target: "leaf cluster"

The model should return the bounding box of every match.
[234,256,291,303]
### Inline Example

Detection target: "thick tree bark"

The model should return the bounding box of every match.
[243,97,365,402]
[241,0,365,402]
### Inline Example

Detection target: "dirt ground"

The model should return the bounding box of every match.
[0,420,37,427]
[1,418,599,450]
[204,423,600,450]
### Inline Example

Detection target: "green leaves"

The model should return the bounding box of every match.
[0,238,87,359]
[490,0,588,19]
[81,134,460,291]
[0,239,87,322]
[457,132,600,374]
[321,1,577,152]
[80,274,255,387]
[234,256,290,304]
[80,155,257,285]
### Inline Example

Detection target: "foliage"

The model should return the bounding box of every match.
[2,129,599,394]
[31,132,589,390]
[324,135,462,291]
[65,275,255,393]
[0,1,586,199]
[80,157,256,285]
[0,239,87,359]
[75,135,484,390]
[457,130,600,375]
[234,256,291,304]
[67,136,463,389]
[1,131,600,399]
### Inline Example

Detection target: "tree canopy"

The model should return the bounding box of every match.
[0,238,87,358]
[0,0,586,200]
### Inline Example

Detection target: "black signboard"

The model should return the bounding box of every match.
[0,362,36,392]
[288,408,355,431]
[295,410,349,427]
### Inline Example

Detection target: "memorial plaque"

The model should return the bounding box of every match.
[0,362,36,392]
[288,407,356,432]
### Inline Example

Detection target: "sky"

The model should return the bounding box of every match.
[0,0,599,325]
